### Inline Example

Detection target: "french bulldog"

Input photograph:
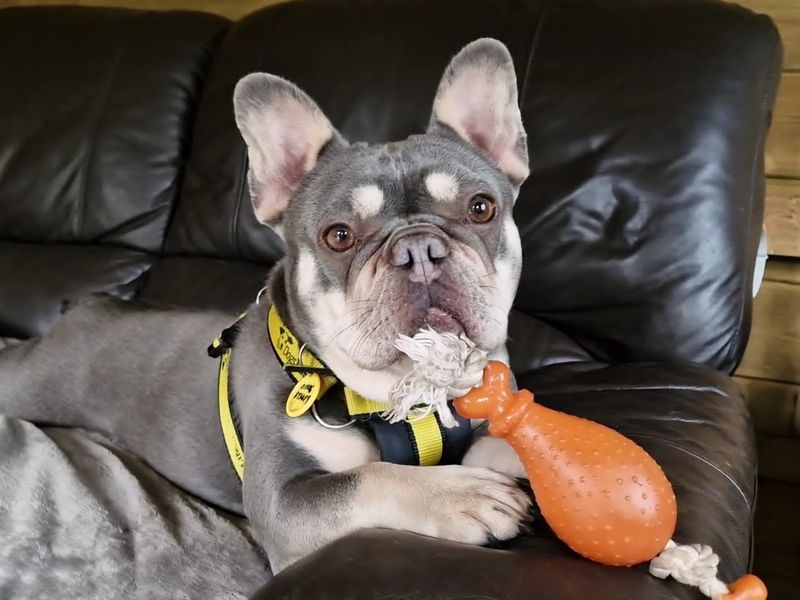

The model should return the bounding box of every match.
[0,38,531,573]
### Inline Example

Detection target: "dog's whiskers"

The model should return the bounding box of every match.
[349,312,393,360]
[319,321,361,353]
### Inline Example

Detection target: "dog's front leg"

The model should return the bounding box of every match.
[461,432,528,479]
[244,462,532,573]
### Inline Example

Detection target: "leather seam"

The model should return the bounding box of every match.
[159,22,230,256]
[518,0,548,105]
[626,433,753,512]
[748,468,758,571]
[75,11,146,242]
[535,384,734,399]
[722,19,781,372]
[230,4,290,259]
[232,146,248,258]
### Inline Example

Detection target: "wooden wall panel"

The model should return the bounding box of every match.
[735,376,799,435]
[766,178,800,258]
[738,278,800,383]
[762,258,800,284]
[766,73,800,180]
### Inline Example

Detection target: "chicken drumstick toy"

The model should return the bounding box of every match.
[390,330,767,600]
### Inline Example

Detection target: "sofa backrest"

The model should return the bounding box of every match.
[0,6,228,337]
[0,0,782,373]
[0,7,228,252]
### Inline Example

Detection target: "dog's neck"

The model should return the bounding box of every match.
[265,266,412,403]
[315,344,412,403]
[265,264,511,404]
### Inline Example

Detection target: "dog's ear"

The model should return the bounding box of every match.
[428,39,529,191]
[234,73,342,226]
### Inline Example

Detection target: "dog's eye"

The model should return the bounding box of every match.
[467,194,497,223]
[323,224,356,252]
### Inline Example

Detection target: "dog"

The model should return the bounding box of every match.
[0,38,532,573]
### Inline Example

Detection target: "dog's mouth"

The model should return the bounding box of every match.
[423,306,464,335]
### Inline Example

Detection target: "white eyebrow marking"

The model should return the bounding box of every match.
[424,171,459,202]
[351,184,385,218]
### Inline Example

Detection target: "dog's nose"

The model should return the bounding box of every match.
[383,224,450,284]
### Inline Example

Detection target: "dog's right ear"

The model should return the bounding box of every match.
[233,74,341,226]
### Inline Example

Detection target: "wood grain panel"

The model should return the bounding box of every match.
[764,257,800,284]
[766,73,800,179]
[756,433,800,484]
[735,375,799,434]
[737,279,800,383]
[738,0,800,71]
[766,178,800,258]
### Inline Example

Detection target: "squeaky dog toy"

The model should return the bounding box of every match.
[390,329,768,600]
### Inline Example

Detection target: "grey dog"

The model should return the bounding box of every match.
[0,38,533,572]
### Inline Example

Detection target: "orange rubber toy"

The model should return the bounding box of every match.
[454,360,677,566]
[454,361,768,599]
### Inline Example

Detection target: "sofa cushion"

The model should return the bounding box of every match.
[0,241,152,338]
[139,255,268,314]
[513,0,781,373]
[0,6,229,253]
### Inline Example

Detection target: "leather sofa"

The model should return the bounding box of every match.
[0,0,782,598]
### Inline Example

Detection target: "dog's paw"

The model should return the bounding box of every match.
[403,464,533,545]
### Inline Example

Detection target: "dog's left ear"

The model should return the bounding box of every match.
[428,39,529,191]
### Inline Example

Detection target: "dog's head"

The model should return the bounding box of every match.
[234,39,528,399]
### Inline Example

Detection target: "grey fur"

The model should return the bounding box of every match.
[0,38,532,574]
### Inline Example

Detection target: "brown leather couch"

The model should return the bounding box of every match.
[0,0,782,598]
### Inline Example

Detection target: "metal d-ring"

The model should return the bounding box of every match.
[255,286,268,304]
[298,343,310,364]
[297,342,354,428]
[311,403,356,430]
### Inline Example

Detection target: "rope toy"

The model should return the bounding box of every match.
[387,328,487,427]
[390,330,767,600]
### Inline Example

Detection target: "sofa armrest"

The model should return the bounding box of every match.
[251,362,756,599]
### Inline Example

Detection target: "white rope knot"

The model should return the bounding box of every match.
[387,328,488,427]
[649,540,730,599]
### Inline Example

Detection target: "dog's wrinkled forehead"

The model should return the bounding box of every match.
[285,133,511,234]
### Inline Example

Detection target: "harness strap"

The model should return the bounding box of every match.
[209,306,474,479]
[209,328,245,480]
[217,348,244,479]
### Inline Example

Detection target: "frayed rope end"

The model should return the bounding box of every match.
[387,328,488,427]
[649,540,730,599]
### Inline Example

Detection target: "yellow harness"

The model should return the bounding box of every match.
[209,319,245,479]
[209,306,471,480]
